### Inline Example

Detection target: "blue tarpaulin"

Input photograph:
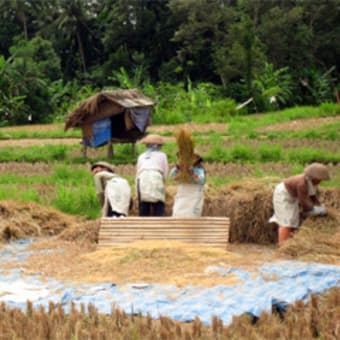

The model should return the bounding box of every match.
[83,118,111,147]
[129,108,151,133]
[0,239,339,325]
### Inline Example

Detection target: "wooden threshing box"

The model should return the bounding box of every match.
[64,89,155,157]
[98,217,230,248]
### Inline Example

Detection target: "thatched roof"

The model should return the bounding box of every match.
[65,89,155,130]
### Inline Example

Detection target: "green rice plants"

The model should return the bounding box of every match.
[247,131,260,139]
[258,144,282,162]
[52,164,91,185]
[0,145,72,162]
[0,128,81,139]
[286,148,340,164]
[52,184,99,219]
[205,145,231,163]
[230,144,255,162]
[0,184,41,203]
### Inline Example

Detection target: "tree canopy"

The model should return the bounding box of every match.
[0,0,339,125]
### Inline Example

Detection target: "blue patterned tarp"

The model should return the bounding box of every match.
[1,239,339,325]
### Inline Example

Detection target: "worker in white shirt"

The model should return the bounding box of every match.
[136,134,168,216]
[91,161,131,217]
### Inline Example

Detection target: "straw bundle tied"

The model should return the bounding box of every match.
[175,128,194,183]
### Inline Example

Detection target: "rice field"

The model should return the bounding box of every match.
[0,110,339,337]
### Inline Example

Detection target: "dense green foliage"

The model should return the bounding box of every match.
[0,0,339,125]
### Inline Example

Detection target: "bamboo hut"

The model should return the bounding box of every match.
[64,89,155,158]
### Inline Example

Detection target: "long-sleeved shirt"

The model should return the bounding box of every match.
[169,165,206,185]
[136,150,168,178]
[93,170,116,195]
[284,174,320,211]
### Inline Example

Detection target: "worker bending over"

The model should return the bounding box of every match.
[91,161,131,217]
[269,162,330,245]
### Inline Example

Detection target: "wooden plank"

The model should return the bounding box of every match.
[98,239,227,244]
[100,218,228,222]
[99,237,226,242]
[99,228,228,233]
[100,223,229,228]
[101,217,228,223]
[98,216,229,248]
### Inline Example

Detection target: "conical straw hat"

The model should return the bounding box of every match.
[304,162,330,180]
[139,134,164,145]
[91,161,115,173]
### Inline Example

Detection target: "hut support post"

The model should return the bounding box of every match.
[81,144,87,158]
[132,142,136,156]
[107,140,114,159]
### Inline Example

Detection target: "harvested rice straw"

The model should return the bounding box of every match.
[174,128,194,183]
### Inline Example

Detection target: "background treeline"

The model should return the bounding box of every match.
[0,0,339,126]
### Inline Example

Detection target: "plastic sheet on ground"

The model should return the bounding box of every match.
[0,239,339,325]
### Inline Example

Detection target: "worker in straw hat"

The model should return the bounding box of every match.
[136,134,168,216]
[170,153,206,217]
[91,161,132,217]
[269,162,330,245]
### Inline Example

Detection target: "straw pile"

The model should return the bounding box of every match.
[1,185,338,252]
[203,180,277,243]
[174,128,194,183]
[278,207,340,264]
[57,220,99,244]
[0,200,79,242]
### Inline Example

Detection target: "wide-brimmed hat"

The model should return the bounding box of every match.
[304,162,330,181]
[91,161,115,173]
[139,134,164,145]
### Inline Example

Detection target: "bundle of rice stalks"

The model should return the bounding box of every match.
[278,209,340,264]
[174,128,194,183]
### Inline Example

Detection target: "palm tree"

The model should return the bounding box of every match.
[37,0,98,74]
[0,0,32,40]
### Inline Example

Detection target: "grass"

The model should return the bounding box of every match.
[0,123,81,139]
[228,103,340,135]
